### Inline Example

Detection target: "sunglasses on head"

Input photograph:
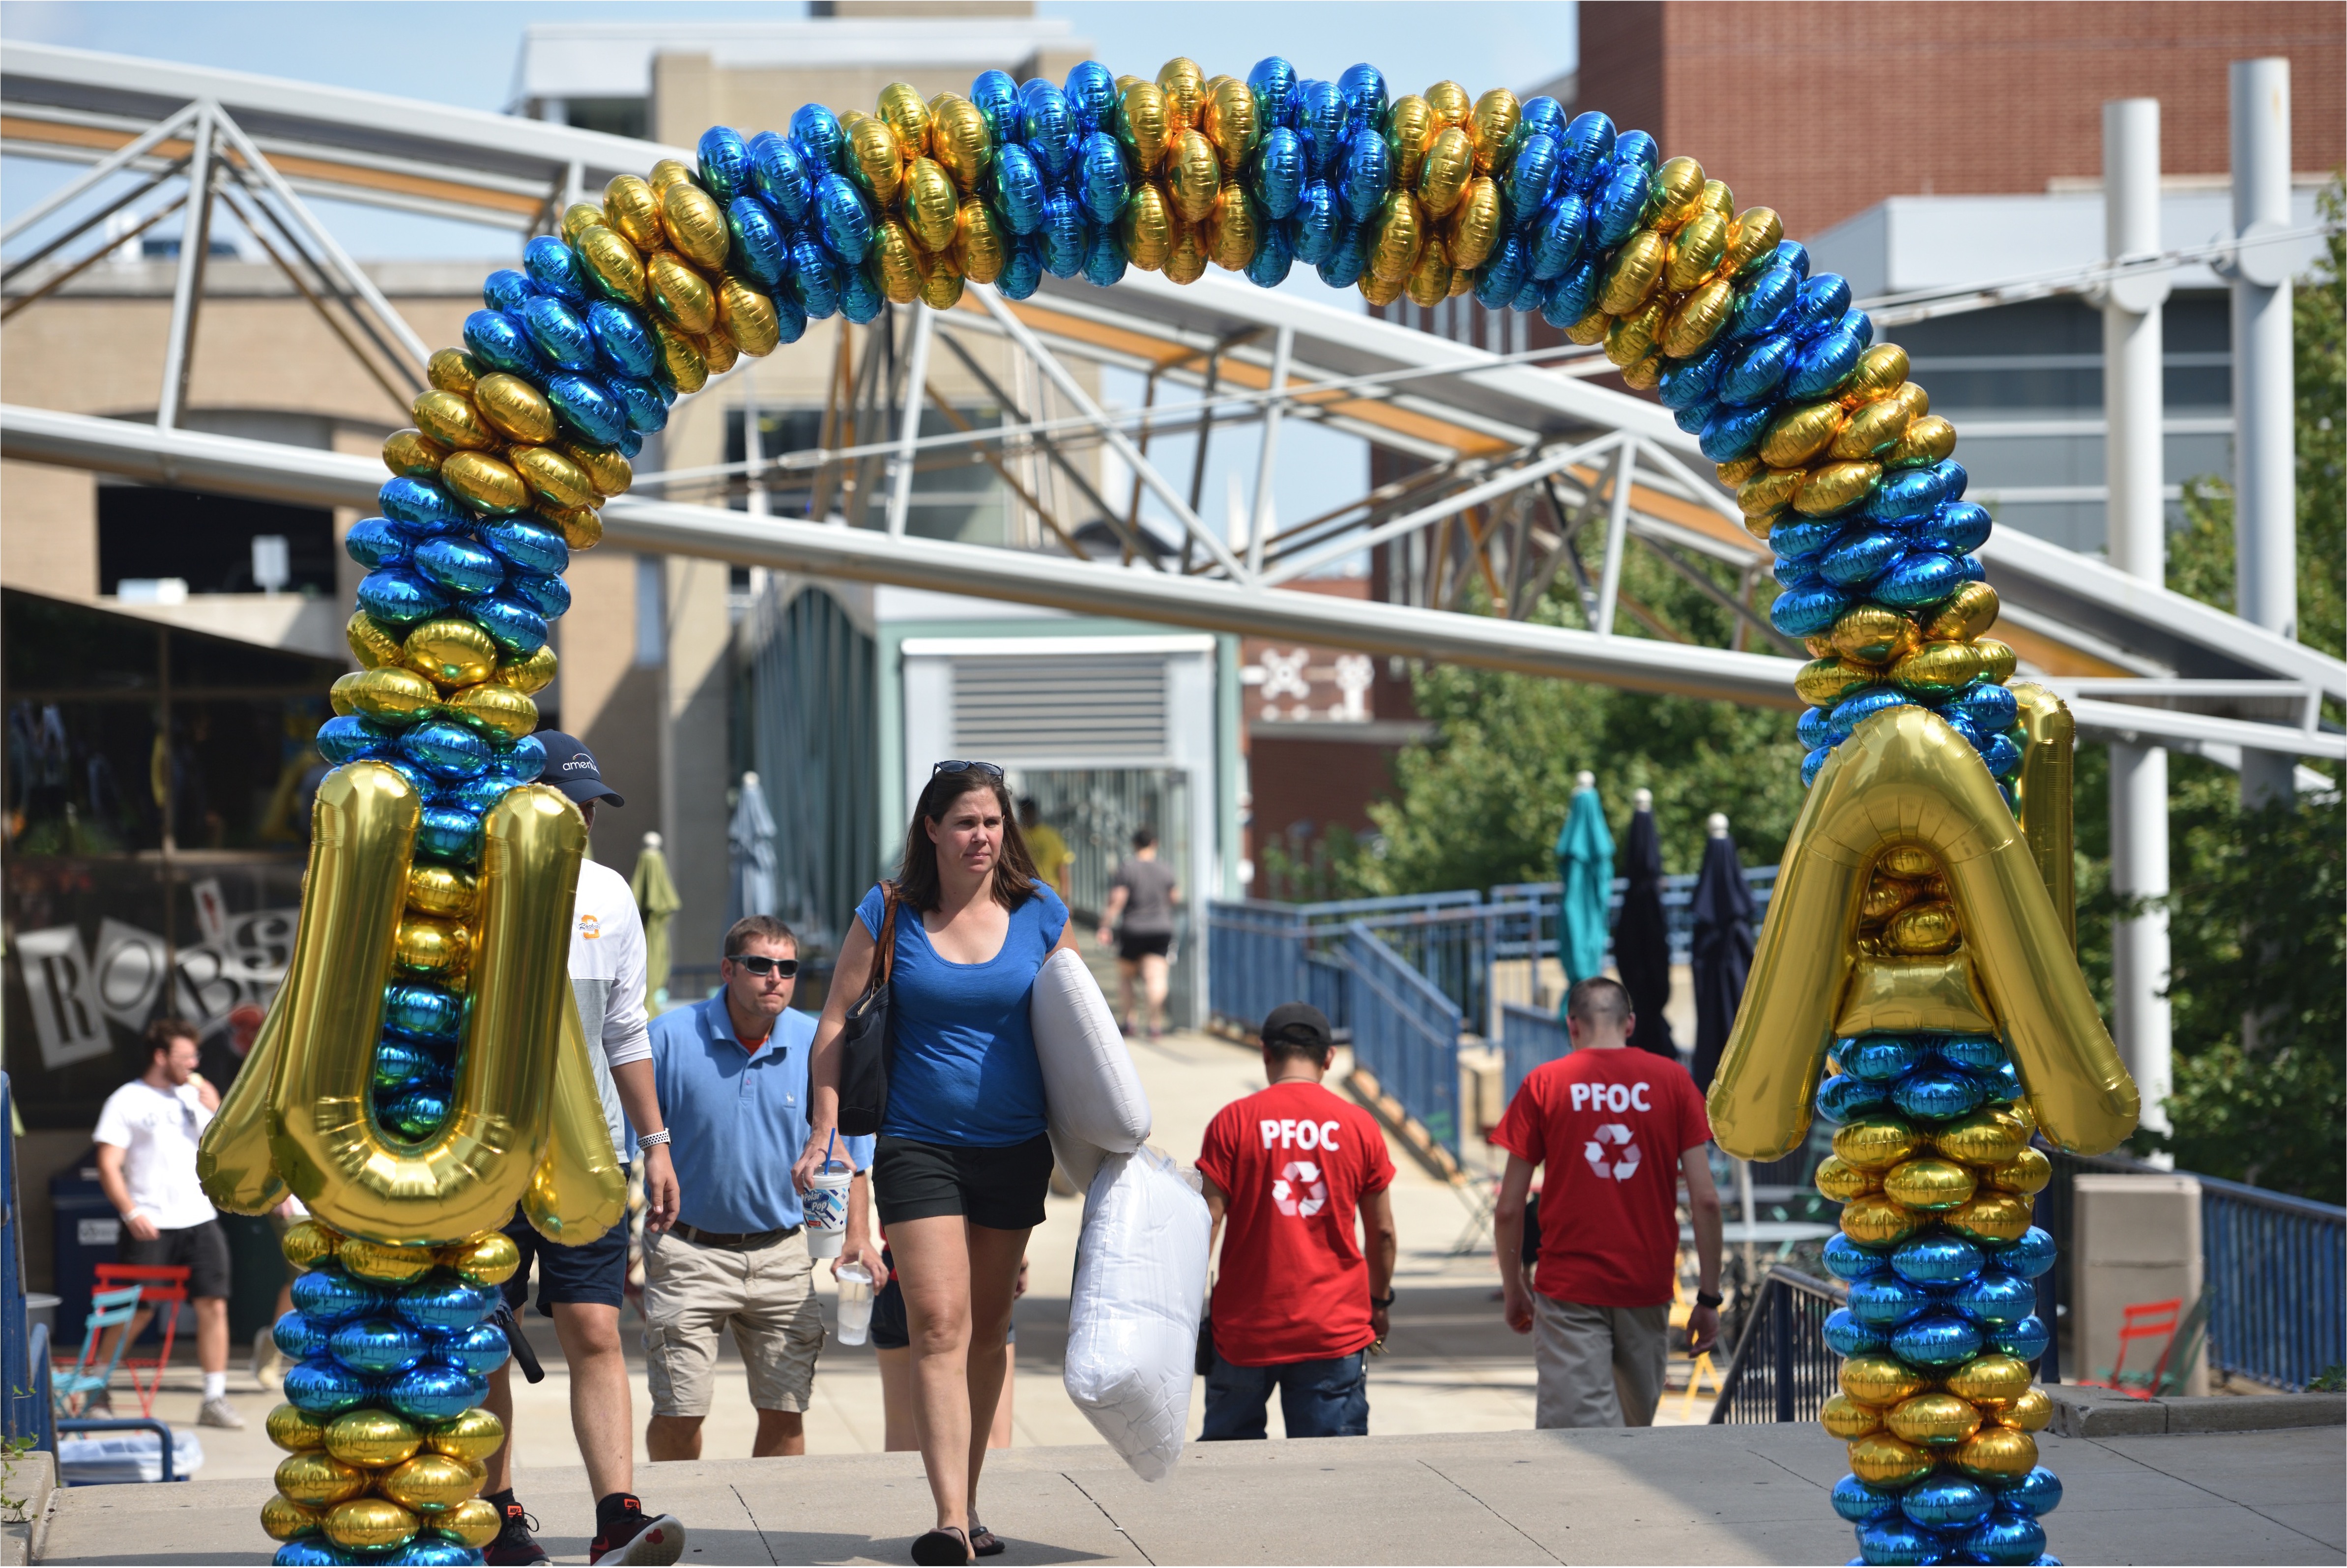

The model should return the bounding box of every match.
[726,954,799,978]
[931,760,1005,779]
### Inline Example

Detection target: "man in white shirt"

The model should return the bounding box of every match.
[92,1018,241,1428]
[479,733,685,1568]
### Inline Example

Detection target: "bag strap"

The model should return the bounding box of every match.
[867,883,901,993]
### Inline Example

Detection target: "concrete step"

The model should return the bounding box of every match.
[35,1421,2347,1566]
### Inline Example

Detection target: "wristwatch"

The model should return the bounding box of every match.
[1369,1292,1396,1308]
[1695,1289,1724,1309]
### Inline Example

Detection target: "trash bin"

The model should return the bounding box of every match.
[49,1151,173,1349]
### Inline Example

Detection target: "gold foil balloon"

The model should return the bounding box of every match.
[1860,875,1920,924]
[1162,216,1208,285]
[1848,1434,1937,1488]
[659,181,728,270]
[1448,178,1502,270]
[1945,1353,2033,1407]
[437,1498,503,1550]
[1661,277,1736,356]
[405,865,477,922]
[1619,354,1663,391]
[1840,1192,1925,1247]
[440,451,530,515]
[1842,1355,1930,1409]
[1467,89,1519,171]
[1831,606,1921,668]
[1883,1156,1977,1211]
[1156,57,1205,128]
[1169,130,1220,223]
[1887,900,1962,955]
[1890,640,1985,698]
[1117,81,1168,171]
[404,618,498,689]
[1997,1387,2054,1432]
[916,257,965,310]
[1832,1115,1919,1171]
[1649,155,1705,225]
[497,644,558,697]
[1794,657,1879,708]
[903,157,958,251]
[956,198,1006,284]
[1954,1426,2037,1481]
[1423,79,1471,127]
[520,994,630,1243]
[576,226,646,305]
[550,505,602,552]
[1565,309,1609,346]
[325,1407,423,1469]
[1890,414,1959,468]
[1121,183,1172,271]
[1933,1108,2032,1166]
[1405,246,1454,308]
[382,429,448,477]
[337,1239,436,1286]
[395,913,470,979]
[1794,460,1880,515]
[427,349,478,396]
[931,94,991,189]
[268,1402,328,1452]
[263,1496,324,1542]
[652,321,706,392]
[1201,77,1258,168]
[473,375,556,446]
[601,175,664,252]
[1368,192,1423,283]
[717,280,782,358]
[427,1408,506,1465]
[1603,301,1665,367]
[1666,210,1729,290]
[1721,207,1784,275]
[870,220,922,302]
[1205,190,1258,272]
[513,446,597,511]
[645,253,716,335]
[1387,96,1433,186]
[445,1229,521,1287]
[276,1451,367,1508]
[1888,1393,1984,1447]
[447,682,538,741]
[876,82,932,158]
[1832,395,1917,459]
[412,391,495,452]
[1418,126,1473,216]
[1946,1192,2034,1245]
[1820,1393,1883,1440]
[559,202,604,245]
[382,1453,480,1512]
[565,445,630,498]
[1879,844,1939,879]
[846,116,904,205]
[1759,401,1844,468]
[326,1498,419,1552]
[1598,230,1668,315]
[1976,638,2019,686]
[1842,344,1911,406]
[1990,1145,2054,1196]
[1813,1154,1877,1203]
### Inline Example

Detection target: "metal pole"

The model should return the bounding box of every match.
[155,107,215,433]
[1593,442,1635,636]
[2230,58,2298,808]
[884,305,932,539]
[0,101,201,245]
[1246,324,1293,576]
[2102,98,2173,1160]
[743,364,768,518]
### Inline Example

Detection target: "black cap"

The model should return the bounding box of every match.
[1261,1002,1333,1049]
[534,730,624,808]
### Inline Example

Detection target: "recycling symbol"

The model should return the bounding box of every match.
[1584,1123,1641,1181]
[1272,1160,1328,1217]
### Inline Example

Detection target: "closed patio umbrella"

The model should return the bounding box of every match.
[1614,790,1678,1061]
[729,770,778,925]
[631,830,681,1014]
[1555,772,1614,991]
[1689,813,1755,1094]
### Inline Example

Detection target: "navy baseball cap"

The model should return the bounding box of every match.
[1262,1002,1333,1048]
[534,730,624,808]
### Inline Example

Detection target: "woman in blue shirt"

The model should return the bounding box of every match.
[799,762,1072,1566]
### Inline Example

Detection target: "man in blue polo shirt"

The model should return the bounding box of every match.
[642,915,880,1460]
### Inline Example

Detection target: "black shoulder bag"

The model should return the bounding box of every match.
[835,885,900,1137]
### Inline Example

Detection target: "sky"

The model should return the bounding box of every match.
[0,1,1579,552]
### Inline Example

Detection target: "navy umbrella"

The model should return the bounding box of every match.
[1689,813,1756,1094]
[1613,791,1678,1061]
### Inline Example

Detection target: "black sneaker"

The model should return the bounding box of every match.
[589,1497,685,1567]
[484,1504,552,1567]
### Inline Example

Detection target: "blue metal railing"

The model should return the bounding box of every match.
[1497,1002,1571,1101]
[2198,1175,2344,1393]
[1207,901,1314,1034]
[1344,923,1462,1160]
[1490,865,1779,969]
[1710,1267,1848,1424]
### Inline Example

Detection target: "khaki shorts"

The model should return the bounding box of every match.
[641,1227,824,1417]
[1532,1294,1671,1429]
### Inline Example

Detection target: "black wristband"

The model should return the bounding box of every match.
[1370,1292,1396,1308]
[1695,1290,1724,1309]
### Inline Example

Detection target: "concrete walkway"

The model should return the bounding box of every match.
[35,1422,2346,1565]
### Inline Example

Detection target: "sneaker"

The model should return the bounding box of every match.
[252,1327,286,1390]
[485,1505,552,1568]
[198,1395,245,1429]
[80,1389,113,1418]
[589,1497,685,1567]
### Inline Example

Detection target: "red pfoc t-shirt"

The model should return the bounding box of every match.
[1490,1047,1712,1308]
[1196,1079,1396,1367]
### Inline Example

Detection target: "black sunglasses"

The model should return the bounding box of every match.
[931,760,1005,779]
[726,955,799,978]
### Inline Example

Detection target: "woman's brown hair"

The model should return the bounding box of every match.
[894,765,1041,912]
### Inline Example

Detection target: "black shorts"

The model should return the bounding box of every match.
[873,1133,1054,1231]
[499,1210,627,1318]
[1117,931,1172,962]
[120,1219,231,1301]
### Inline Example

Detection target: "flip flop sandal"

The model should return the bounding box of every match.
[969,1523,1005,1559]
[910,1526,971,1566]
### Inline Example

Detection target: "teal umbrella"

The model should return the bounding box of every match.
[1555,775,1615,991]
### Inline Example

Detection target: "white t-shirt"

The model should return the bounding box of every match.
[92,1079,218,1231]
[571,857,652,1153]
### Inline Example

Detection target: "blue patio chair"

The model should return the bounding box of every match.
[51,1285,143,1418]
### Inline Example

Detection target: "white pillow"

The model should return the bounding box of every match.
[1063,1146,1210,1481]
[1031,947,1152,1154]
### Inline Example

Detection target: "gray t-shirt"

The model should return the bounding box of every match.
[1111,857,1179,935]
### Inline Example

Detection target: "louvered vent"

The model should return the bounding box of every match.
[951,656,1167,758]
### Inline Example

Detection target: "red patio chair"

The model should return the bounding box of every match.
[2081,1296,2182,1400]
[93,1263,190,1419]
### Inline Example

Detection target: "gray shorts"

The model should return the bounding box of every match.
[640,1227,824,1417]
[1532,1294,1671,1429]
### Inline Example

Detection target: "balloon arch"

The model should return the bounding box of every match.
[197,54,2137,1568]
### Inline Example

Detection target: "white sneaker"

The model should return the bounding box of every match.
[198,1395,245,1429]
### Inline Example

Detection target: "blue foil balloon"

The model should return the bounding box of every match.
[1833,1474,1904,1523]
[330,1316,426,1377]
[283,1358,373,1417]
[1901,1477,1993,1530]
[1947,679,2020,734]
[386,1361,486,1424]
[1075,131,1128,226]
[1317,225,1367,290]
[1893,1070,1990,1123]
[1721,333,1797,405]
[521,295,597,373]
[968,71,1020,145]
[1038,194,1086,278]
[1555,110,1614,190]
[1855,1517,1946,1566]
[2002,1466,2062,1517]
[1337,127,1391,222]
[378,478,464,531]
[288,1267,377,1323]
[383,981,462,1041]
[1793,272,1854,336]
[585,300,658,381]
[1823,1307,1889,1358]
[1473,236,1529,311]
[1892,1311,1985,1369]
[473,597,549,656]
[438,776,513,817]
[499,732,547,784]
[1529,193,1589,280]
[1771,238,1811,279]
[1658,352,1725,412]
[1768,585,1850,639]
[357,569,451,628]
[1820,529,1907,590]
[414,805,483,867]
[1922,502,1994,555]
[1832,688,1914,740]
[1876,551,1966,609]
[1801,746,1832,787]
[402,721,490,784]
[435,1321,512,1378]
[481,269,531,315]
[1848,1275,1932,1329]
[786,239,841,318]
[788,104,843,172]
[1256,127,1307,220]
[383,1087,451,1141]
[1770,514,1847,561]
[401,1543,482,1568]
[1020,80,1075,178]
[547,374,628,447]
[1064,60,1117,134]
[1934,1035,2008,1073]
[1247,56,1299,129]
[411,538,506,598]
[508,573,570,621]
[481,519,568,578]
[1589,162,1649,247]
[813,173,872,263]
[1336,61,1387,126]
[1080,226,1126,290]
[1244,225,1295,289]
[1869,465,1950,524]
[990,145,1046,235]
[1824,1233,1891,1283]
[1891,1234,1985,1287]
[345,517,413,572]
[696,125,750,203]
[1291,182,1339,263]
[1954,1271,2038,1330]
[272,1539,347,1567]
[463,309,547,379]
[1966,1513,2047,1566]
[747,131,811,222]
[1788,326,1865,398]
[397,1274,496,1333]
[1845,1034,1930,1083]
[1817,1073,1891,1125]
[1991,1315,2050,1363]
[725,197,789,287]
[1507,131,1560,225]
[372,1036,445,1093]
[1699,402,1777,464]
[273,1309,330,1362]
[1296,80,1347,175]
[1798,707,1834,749]
[317,716,388,764]
[1730,265,1799,339]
